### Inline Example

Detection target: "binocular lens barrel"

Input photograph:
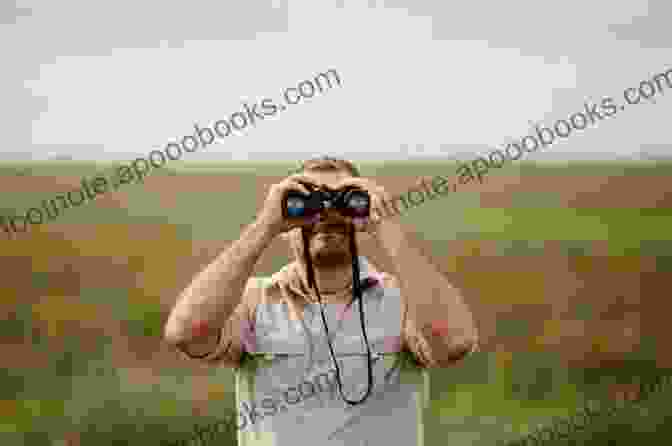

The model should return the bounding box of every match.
[285,197,307,217]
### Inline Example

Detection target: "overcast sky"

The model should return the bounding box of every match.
[2,0,671,161]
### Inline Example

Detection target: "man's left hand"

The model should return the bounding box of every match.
[334,177,396,238]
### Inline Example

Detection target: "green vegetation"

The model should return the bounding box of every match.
[1,160,671,445]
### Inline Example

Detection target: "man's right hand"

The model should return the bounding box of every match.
[256,174,322,237]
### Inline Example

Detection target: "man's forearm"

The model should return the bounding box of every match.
[374,221,478,356]
[164,219,275,343]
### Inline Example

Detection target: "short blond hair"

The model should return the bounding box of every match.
[291,156,361,177]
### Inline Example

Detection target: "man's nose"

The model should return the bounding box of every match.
[319,208,347,222]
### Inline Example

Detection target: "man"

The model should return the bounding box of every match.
[164,157,479,445]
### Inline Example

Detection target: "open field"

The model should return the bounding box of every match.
[1,160,671,445]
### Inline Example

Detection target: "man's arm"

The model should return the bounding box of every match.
[163,173,318,362]
[374,221,479,368]
[163,220,274,362]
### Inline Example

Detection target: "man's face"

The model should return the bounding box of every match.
[286,169,355,268]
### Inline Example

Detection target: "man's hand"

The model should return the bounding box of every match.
[256,174,323,238]
[334,177,395,238]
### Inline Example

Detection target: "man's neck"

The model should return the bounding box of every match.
[306,262,355,303]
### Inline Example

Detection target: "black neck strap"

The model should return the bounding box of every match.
[301,224,374,405]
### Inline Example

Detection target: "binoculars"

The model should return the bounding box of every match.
[282,182,370,219]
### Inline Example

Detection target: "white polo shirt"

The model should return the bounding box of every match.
[234,257,430,446]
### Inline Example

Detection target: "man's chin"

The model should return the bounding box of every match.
[310,248,352,268]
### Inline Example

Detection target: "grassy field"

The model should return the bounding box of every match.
[1,159,671,445]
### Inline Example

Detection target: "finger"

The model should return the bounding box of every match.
[285,179,311,196]
[370,196,385,221]
[285,175,315,192]
[369,190,389,214]
[377,187,394,204]
[286,216,318,233]
[335,177,367,189]
[288,174,319,188]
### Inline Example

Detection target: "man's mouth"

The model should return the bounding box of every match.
[312,223,347,236]
[315,233,343,240]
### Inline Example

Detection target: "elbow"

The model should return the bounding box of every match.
[163,304,206,347]
[429,319,479,358]
[434,334,479,367]
[163,328,184,348]
[451,324,479,356]
[163,316,224,361]
[163,323,200,359]
[456,335,479,357]
[452,335,479,359]
[163,315,189,347]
